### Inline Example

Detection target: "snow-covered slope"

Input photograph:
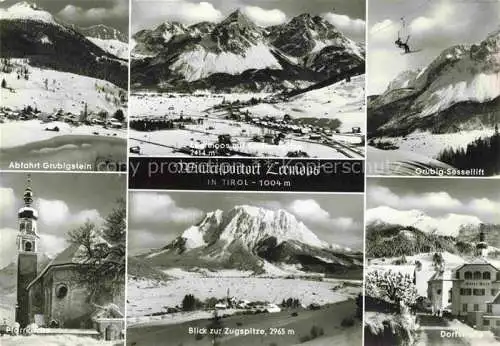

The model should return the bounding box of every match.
[87,37,128,59]
[0,2,128,89]
[171,43,281,82]
[369,30,500,136]
[366,206,482,237]
[1,59,125,113]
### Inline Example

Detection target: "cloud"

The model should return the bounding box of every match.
[242,6,286,27]
[287,199,359,232]
[40,233,68,258]
[36,198,103,227]
[132,0,223,31]
[323,12,365,41]
[0,187,16,218]
[369,184,500,223]
[369,185,462,211]
[0,228,17,267]
[58,0,128,23]
[130,192,203,224]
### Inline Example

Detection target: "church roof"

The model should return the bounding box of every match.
[27,244,85,290]
[453,258,499,273]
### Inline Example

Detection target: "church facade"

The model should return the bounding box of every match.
[15,177,124,340]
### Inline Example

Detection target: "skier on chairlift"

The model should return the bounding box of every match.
[395,18,411,54]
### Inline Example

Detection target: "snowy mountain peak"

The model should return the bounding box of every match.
[177,205,330,251]
[78,24,127,43]
[367,206,483,237]
[0,1,58,25]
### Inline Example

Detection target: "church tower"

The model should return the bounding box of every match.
[16,174,39,327]
[476,223,488,259]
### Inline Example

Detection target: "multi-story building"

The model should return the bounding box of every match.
[449,228,500,329]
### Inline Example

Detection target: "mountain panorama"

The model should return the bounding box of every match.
[368,29,500,136]
[0,2,128,88]
[131,10,365,92]
[136,205,363,276]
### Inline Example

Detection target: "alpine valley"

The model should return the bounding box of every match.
[127,205,363,345]
[129,10,366,158]
[367,29,500,175]
[0,2,128,168]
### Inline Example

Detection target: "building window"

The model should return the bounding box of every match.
[474,271,482,280]
[484,319,490,326]
[497,272,500,281]
[474,289,486,296]
[456,272,460,279]
[437,289,442,295]
[463,304,468,312]
[24,241,32,252]
[474,304,479,311]
[484,272,491,280]
[487,304,493,313]
[55,284,68,299]
[496,321,500,326]
[465,271,472,279]
[461,288,472,296]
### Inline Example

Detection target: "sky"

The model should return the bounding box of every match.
[367,178,500,224]
[128,191,364,255]
[368,0,500,95]
[0,0,129,34]
[0,172,126,268]
[132,0,366,42]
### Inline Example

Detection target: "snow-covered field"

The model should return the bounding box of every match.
[1,120,126,149]
[366,146,453,175]
[129,125,348,158]
[367,252,466,297]
[127,276,358,318]
[0,335,118,346]
[1,60,125,114]
[373,129,496,159]
[87,37,128,60]
[130,92,271,118]
[242,75,366,132]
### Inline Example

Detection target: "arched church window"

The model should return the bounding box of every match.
[483,272,491,280]
[464,271,472,279]
[474,271,481,280]
[26,222,32,233]
[24,242,32,252]
[56,284,68,299]
[20,222,26,232]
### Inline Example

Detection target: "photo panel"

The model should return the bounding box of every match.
[364,177,500,345]
[129,0,366,159]
[366,0,500,177]
[0,1,129,172]
[127,190,364,346]
[0,171,127,344]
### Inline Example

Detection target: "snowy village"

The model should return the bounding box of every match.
[128,0,366,159]
[0,2,128,170]
[126,191,364,346]
[364,178,500,346]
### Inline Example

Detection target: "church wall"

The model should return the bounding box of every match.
[49,267,94,329]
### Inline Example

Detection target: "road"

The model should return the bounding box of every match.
[127,300,361,346]
[416,314,470,346]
